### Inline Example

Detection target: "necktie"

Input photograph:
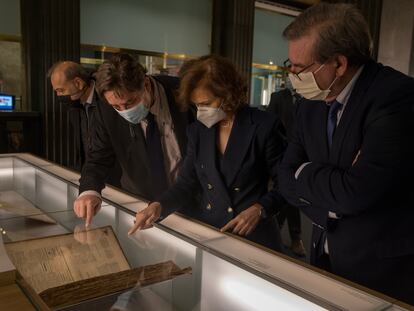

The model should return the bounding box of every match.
[146,112,168,197]
[327,100,342,148]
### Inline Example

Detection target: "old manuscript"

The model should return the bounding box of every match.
[4,226,130,293]
[3,226,192,308]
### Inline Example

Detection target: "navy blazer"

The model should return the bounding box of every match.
[278,60,414,304]
[159,106,286,250]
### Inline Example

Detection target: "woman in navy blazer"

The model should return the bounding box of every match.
[129,55,285,251]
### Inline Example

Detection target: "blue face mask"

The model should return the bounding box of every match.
[115,101,149,124]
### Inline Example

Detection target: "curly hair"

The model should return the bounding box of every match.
[178,55,248,113]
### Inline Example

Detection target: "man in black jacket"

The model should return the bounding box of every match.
[278,3,414,304]
[48,61,121,187]
[49,61,97,170]
[49,61,121,184]
[74,53,194,226]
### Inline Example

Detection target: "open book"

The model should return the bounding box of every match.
[4,226,191,308]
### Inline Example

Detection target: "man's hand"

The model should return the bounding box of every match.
[128,202,162,235]
[73,224,98,245]
[73,194,102,227]
[220,204,262,236]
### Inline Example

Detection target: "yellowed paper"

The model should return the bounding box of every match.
[4,226,130,293]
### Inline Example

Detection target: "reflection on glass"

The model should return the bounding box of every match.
[111,285,173,311]
[80,44,193,78]
[250,64,287,108]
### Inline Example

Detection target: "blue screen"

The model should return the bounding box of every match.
[0,94,14,110]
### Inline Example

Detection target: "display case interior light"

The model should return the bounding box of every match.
[0,167,13,178]
[201,251,327,311]
[12,158,36,203]
[0,157,13,190]
[118,212,196,260]
[35,169,68,213]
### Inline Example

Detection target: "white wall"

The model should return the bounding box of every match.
[81,0,212,56]
[253,8,294,65]
[377,0,414,76]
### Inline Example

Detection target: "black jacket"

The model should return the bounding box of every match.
[159,107,286,251]
[79,76,194,201]
[267,88,297,140]
[67,94,97,170]
[68,90,121,186]
[277,60,414,304]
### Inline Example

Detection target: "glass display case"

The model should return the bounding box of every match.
[0,153,412,311]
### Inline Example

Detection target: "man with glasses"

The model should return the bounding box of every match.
[278,3,414,305]
[74,53,195,227]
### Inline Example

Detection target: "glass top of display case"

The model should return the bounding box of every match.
[0,153,412,311]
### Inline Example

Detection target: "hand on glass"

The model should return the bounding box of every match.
[220,204,262,236]
[73,194,102,227]
[128,202,162,235]
[73,224,98,245]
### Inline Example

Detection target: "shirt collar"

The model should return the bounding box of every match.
[331,65,364,107]
[83,80,95,106]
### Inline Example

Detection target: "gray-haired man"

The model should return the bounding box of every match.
[278,3,414,304]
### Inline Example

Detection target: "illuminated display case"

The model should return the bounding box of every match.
[0,154,412,311]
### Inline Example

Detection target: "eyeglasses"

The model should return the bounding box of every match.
[284,59,315,81]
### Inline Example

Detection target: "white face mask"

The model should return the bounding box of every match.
[289,64,338,101]
[115,100,149,124]
[197,106,227,128]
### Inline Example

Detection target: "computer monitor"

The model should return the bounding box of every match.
[0,93,15,111]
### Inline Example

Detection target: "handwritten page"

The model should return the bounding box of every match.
[4,226,130,293]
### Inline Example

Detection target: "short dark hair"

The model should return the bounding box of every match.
[95,53,147,98]
[48,61,92,84]
[178,55,248,113]
[283,3,372,67]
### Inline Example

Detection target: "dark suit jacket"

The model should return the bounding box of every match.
[68,89,122,186]
[159,106,285,251]
[267,88,297,140]
[67,94,97,171]
[277,60,414,304]
[79,75,194,201]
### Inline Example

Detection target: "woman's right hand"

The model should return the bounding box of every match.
[128,202,162,235]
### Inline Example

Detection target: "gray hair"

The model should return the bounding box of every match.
[283,3,372,67]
